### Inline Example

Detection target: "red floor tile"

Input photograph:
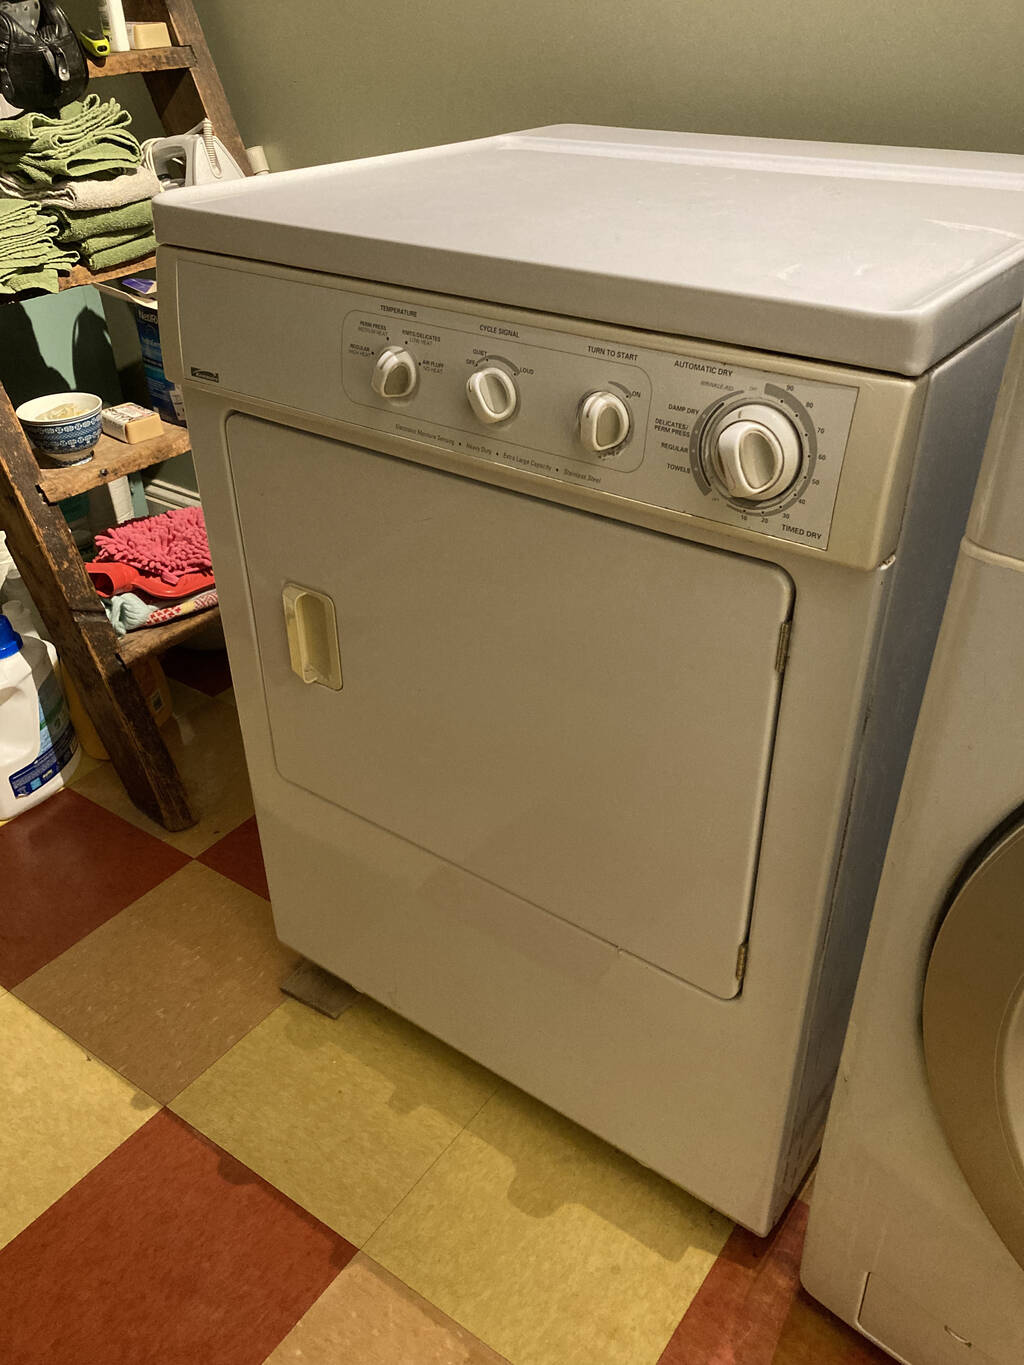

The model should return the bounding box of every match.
[659,1198,807,1365]
[162,646,233,696]
[772,1289,890,1365]
[0,790,189,988]
[0,1110,355,1365]
[199,815,269,900]
[659,1198,888,1365]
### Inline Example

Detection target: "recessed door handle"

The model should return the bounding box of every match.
[282,583,343,690]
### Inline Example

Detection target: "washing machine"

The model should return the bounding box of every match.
[801,295,1024,1359]
[154,126,1024,1233]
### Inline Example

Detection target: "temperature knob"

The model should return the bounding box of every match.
[711,404,802,502]
[467,366,518,424]
[371,346,417,400]
[579,391,631,453]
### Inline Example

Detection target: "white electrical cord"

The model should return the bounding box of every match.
[199,118,222,175]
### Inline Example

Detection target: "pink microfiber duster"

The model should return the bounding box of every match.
[93,505,212,587]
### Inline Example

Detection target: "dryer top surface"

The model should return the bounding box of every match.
[155,124,1024,375]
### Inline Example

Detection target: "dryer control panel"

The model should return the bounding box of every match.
[341,295,859,549]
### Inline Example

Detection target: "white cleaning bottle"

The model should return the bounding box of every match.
[97,0,130,52]
[0,614,80,819]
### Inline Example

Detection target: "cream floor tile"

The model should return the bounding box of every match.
[71,693,254,856]
[266,1253,510,1364]
[366,1086,732,1365]
[0,994,157,1249]
[167,676,211,717]
[15,862,297,1103]
[172,998,497,1245]
[69,749,104,786]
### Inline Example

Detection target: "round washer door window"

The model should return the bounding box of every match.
[923,818,1024,1269]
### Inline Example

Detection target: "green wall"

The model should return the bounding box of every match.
[0,290,120,410]
[197,0,1024,170]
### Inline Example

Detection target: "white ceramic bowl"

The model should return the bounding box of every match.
[16,392,103,464]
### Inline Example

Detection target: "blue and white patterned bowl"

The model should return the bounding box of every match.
[16,392,103,464]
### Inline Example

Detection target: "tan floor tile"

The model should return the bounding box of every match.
[366,1086,732,1365]
[172,998,497,1245]
[68,749,104,785]
[266,1254,510,1364]
[15,862,297,1104]
[0,993,157,1249]
[167,676,211,717]
[71,693,254,855]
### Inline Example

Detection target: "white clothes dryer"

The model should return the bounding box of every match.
[154,126,1024,1233]
[802,302,1024,1361]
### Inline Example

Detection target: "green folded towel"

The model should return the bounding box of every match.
[81,231,156,272]
[0,95,140,188]
[0,133,141,186]
[65,225,146,255]
[60,225,134,252]
[0,237,67,264]
[0,197,54,227]
[0,93,132,146]
[0,205,60,248]
[0,265,61,296]
[52,198,153,242]
[0,198,77,291]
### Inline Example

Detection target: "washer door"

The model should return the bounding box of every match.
[228,415,794,1001]
[923,818,1024,1269]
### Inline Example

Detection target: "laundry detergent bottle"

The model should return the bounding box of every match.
[0,614,79,819]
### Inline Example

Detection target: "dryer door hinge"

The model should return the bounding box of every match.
[736,941,748,985]
[775,619,792,673]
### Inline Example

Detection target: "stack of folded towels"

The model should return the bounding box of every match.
[0,197,77,295]
[0,93,160,289]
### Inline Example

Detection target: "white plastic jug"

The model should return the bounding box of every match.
[0,614,79,819]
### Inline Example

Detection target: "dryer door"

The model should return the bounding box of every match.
[923,818,1024,1269]
[228,415,794,1000]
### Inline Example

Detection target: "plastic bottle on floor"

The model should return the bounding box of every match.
[0,614,80,819]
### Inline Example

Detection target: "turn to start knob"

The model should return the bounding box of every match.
[371,346,418,399]
[579,391,631,453]
[711,404,802,503]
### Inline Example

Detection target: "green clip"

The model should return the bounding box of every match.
[77,27,111,58]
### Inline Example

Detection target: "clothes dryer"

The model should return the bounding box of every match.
[155,127,1024,1232]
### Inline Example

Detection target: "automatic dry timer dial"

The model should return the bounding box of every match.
[703,402,804,505]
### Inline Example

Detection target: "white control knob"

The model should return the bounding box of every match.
[466,366,518,424]
[579,391,631,453]
[712,404,802,502]
[371,346,417,400]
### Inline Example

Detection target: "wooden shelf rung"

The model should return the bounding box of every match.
[59,255,157,292]
[87,46,195,78]
[117,605,221,664]
[36,422,191,502]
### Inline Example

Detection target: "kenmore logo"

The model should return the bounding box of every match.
[190,366,220,382]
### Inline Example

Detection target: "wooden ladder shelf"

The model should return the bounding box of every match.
[0,0,249,830]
